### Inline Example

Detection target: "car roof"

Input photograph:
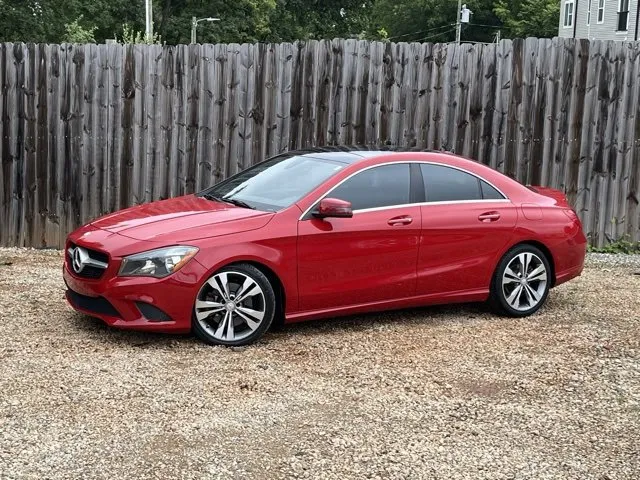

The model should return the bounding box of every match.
[286,146,444,164]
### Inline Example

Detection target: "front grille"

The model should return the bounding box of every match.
[67,243,109,279]
[66,289,121,318]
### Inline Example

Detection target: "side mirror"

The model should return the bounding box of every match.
[313,198,353,219]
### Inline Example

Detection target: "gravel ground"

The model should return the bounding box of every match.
[0,248,639,480]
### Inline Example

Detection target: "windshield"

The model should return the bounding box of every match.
[200,154,346,212]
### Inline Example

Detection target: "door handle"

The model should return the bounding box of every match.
[478,211,501,222]
[388,215,413,226]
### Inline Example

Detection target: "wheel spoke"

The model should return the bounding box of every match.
[235,284,261,303]
[518,253,532,275]
[506,285,523,308]
[207,277,228,301]
[214,311,230,338]
[196,299,225,310]
[235,277,257,301]
[195,308,225,321]
[195,300,225,320]
[225,313,235,339]
[235,309,260,331]
[527,265,547,282]
[237,305,265,321]
[217,272,231,299]
[525,283,541,303]
[503,266,520,283]
[522,284,535,306]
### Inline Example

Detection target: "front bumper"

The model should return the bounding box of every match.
[63,257,207,334]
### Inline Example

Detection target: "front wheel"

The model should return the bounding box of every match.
[192,264,276,346]
[490,245,551,317]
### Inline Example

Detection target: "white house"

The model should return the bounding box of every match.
[558,0,639,40]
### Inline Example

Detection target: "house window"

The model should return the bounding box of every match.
[564,0,575,27]
[617,0,630,30]
[597,0,605,23]
[587,0,592,24]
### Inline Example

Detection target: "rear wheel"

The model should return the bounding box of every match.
[192,264,276,346]
[490,244,551,317]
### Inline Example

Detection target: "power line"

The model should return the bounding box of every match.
[468,23,502,29]
[415,27,457,43]
[387,23,456,41]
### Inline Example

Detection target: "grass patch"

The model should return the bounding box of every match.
[588,238,640,254]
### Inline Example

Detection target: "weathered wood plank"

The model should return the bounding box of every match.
[185,43,200,194]
[24,43,36,247]
[197,43,215,190]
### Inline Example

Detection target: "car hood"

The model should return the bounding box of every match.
[90,195,274,242]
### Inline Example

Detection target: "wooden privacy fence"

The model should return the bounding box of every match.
[1,38,640,248]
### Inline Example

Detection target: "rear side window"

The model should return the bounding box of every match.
[480,180,504,200]
[420,164,480,202]
[330,164,410,210]
[420,164,504,202]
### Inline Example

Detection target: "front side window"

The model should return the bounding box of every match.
[598,0,605,23]
[420,164,505,202]
[329,164,410,211]
[564,0,575,27]
[202,154,345,212]
[587,0,592,25]
[617,0,630,30]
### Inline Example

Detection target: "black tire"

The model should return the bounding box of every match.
[192,263,276,346]
[490,244,551,317]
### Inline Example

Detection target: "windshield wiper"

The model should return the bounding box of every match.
[222,197,255,210]
[203,193,255,210]
[203,193,224,202]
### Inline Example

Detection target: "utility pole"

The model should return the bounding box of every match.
[191,17,221,44]
[145,0,153,40]
[455,0,462,44]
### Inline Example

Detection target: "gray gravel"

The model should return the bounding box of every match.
[0,248,639,479]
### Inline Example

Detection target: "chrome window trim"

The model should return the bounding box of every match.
[352,199,511,215]
[298,160,509,221]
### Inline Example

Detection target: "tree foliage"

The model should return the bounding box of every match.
[494,0,560,38]
[64,16,98,43]
[370,0,502,43]
[268,0,376,41]
[0,0,560,45]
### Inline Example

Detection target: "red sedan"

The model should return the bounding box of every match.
[64,148,587,346]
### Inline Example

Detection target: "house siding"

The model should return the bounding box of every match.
[558,0,639,40]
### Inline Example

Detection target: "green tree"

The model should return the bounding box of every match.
[494,0,560,38]
[268,0,376,41]
[371,0,502,44]
[64,16,98,43]
[0,0,144,43]
[155,0,277,44]
[116,23,162,44]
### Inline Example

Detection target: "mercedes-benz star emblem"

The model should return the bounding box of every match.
[72,247,89,274]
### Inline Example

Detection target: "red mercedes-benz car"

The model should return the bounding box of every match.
[64,148,587,346]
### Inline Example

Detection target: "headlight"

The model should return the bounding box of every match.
[118,246,199,278]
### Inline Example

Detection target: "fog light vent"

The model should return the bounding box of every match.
[135,302,172,322]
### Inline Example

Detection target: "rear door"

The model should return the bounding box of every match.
[297,163,422,312]
[416,163,517,296]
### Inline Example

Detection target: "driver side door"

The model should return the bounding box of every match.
[296,163,422,312]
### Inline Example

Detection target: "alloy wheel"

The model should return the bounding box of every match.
[195,271,267,343]
[501,252,548,312]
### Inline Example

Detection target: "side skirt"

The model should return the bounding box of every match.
[284,289,490,324]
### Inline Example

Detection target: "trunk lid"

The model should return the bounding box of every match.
[527,186,572,208]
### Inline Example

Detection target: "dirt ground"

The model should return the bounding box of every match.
[0,248,639,479]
